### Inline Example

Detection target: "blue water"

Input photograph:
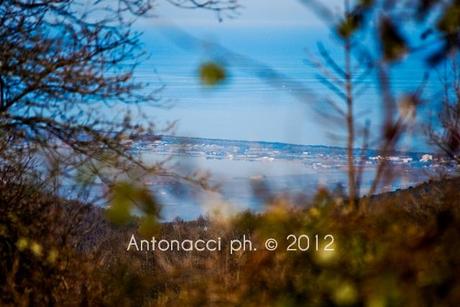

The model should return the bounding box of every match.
[128,25,442,152]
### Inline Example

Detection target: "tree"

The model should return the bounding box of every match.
[307,0,374,210]
[427,53,460,164]
[0,1,237,181]
[0,0,238,230]
[0,0,150,177]
[166,0,240,21]
[302,0,460,210]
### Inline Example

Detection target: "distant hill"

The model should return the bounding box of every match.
[136,135,438,167]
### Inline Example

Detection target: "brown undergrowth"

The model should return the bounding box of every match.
[1,177,460,306]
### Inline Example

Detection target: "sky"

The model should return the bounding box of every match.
[141,0,343,28]
[128,0,436,150]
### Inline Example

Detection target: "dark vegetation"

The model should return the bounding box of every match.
[2,167,460,305]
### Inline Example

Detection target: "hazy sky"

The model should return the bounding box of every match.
[142,0,343,28]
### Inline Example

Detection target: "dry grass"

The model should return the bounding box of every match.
[1,176,460,306]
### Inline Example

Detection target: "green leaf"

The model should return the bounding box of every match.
[138,214,160,238]
[337,14,362,38]
[106,195,132,225]
[379,17,407,62]
[105,181,161,229]
[199,62,226,86]
[437,4,460,33]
